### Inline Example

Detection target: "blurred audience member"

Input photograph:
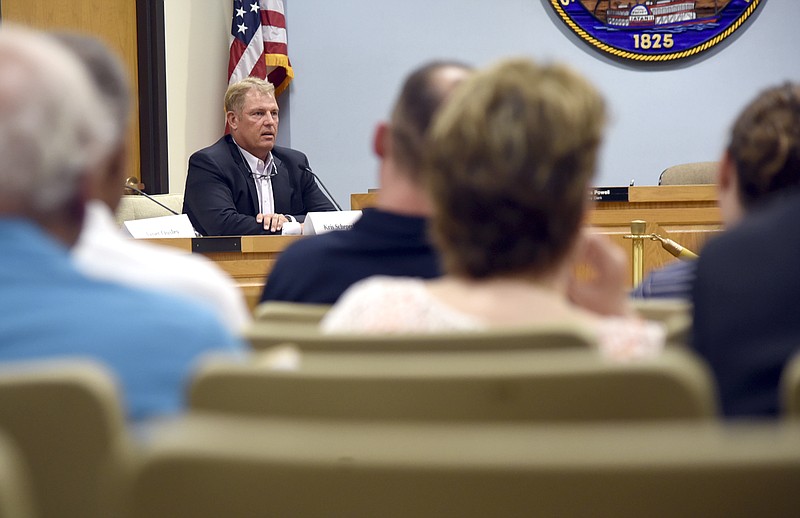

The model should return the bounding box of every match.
[634,84,800,300]
[0,26,245,423]
[56,33,251,334]
[322,58,663,360]
[692,82,800,417]
[262,61,471,304]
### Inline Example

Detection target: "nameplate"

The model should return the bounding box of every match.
[589,186,629,202]
[303,210,363,235]
[123,214,197,239]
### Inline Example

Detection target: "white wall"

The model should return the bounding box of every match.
[165,0,800,208]
[163,0,232,193]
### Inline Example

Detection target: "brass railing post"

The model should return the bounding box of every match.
[624,220,648,287]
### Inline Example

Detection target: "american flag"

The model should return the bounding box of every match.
[228,0,294,96]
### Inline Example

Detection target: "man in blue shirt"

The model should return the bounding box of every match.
[261,61,472,304]
[0,26,245,423]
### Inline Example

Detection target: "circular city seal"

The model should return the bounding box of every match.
[548,0,764,62]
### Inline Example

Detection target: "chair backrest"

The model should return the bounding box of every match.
[658,161,718,185]
[0,433,34,518]
[245,323,597,352]
[130,415,800,518]
[190,347,716,422]
[252,301,332,323]
[631,298,692,346]
[780,352,800,417]
[0,361,133,518]
[114,193,185,226]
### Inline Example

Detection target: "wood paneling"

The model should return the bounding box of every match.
[138,186,722,308]
[1,0,142,186]
[587,185,721,285]
[352,186,723,287]
[146,236,304,310]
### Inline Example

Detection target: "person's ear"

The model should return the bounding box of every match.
[717,152,735,191]
[372,122,390,159]
[226,110,238,130]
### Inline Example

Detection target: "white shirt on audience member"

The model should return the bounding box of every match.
[73,200,251,334]
[322,276,664,361]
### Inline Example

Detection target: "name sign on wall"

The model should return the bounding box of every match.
[548,0,764,62]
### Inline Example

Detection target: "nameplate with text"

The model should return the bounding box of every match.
[123,214,197,239]
[304,210,363,235]
[589,187,629,203]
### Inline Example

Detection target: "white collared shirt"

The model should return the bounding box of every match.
[234,141,275,215]
[74,200,252,333]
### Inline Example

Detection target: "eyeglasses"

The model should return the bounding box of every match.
[251,161,277,180]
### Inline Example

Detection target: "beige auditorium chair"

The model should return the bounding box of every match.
[190,347,716,422]
[658,161,718,185]
[780,352,800,417]
[252,300,332,324]
[0,433,34,518]
[114,193,185,226]
[245,322,597,352]
[632,298,692,346]
[130,415,800,518]
[0,361,134,518]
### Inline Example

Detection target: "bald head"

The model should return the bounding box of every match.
[388,61,472,181]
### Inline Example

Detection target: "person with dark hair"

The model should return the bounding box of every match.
[260,61,471,304]
[183,77,335,236]
[321,58,664,360]
[692,82,800,417]
[633,83,800,300]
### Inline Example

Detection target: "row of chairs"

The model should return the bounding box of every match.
[133,414,800,518]
[247,298,692,351]
[1,359,800,517]
[248,299,800,413]
[190,347,716,422]
[2,297,799,517]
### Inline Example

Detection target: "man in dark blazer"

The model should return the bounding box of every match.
[183,78,335,236]
[692,82,800,418]
[693,187,800,418]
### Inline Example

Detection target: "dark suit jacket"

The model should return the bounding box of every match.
[261,208,442,304]
[183,135,335,235]
[692,189,800,417]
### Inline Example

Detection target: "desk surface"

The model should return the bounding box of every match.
[352,185,722,286]
[144,235,302,310]
[352,185,718,209]
[145,186,722,310]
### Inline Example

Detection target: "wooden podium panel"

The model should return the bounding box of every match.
[144,186,722,312]
[352,186,723,287]
[588,185,722,285]
[145,236,302,310]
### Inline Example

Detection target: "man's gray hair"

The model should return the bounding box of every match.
[51,32,131,144]
[0,25,115,212]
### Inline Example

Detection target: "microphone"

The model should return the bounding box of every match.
[650,234,698,261]
[301,165,342,211]
[123,177,180,216]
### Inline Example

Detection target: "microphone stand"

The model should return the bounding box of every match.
[124,179,180,216]
[301,165,342,211]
